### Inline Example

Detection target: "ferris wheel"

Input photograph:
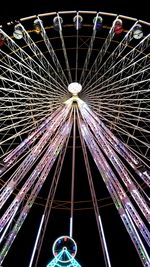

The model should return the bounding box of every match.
[0,10,150,267]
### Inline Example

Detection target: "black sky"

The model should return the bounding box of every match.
[0,0,149,25]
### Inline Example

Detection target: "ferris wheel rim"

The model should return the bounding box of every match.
[0,9,149,267]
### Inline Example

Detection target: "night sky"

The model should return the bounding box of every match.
[0,0,149,25]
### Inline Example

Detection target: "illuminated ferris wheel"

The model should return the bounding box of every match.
[0,10,150,267]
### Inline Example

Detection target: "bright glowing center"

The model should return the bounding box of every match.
[68,82,82,95]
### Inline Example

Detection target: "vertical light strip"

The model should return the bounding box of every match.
[70,217,73,238]
[28,214,45,267]
[98,215,112,267]
[75,27,79,81]
[70,106,76,238]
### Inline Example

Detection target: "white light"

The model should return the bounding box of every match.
[29,214,45,267]
[13,29,23,39]
[69,217,73,237]
[98,215,112,267]
[68,82,82,95]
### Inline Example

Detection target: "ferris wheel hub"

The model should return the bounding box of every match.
[68,82,82,95]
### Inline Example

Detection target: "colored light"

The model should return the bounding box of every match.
[93,16,103,31]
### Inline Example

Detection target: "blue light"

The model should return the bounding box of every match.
[46,249,81,267]
[93,16,103,31]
